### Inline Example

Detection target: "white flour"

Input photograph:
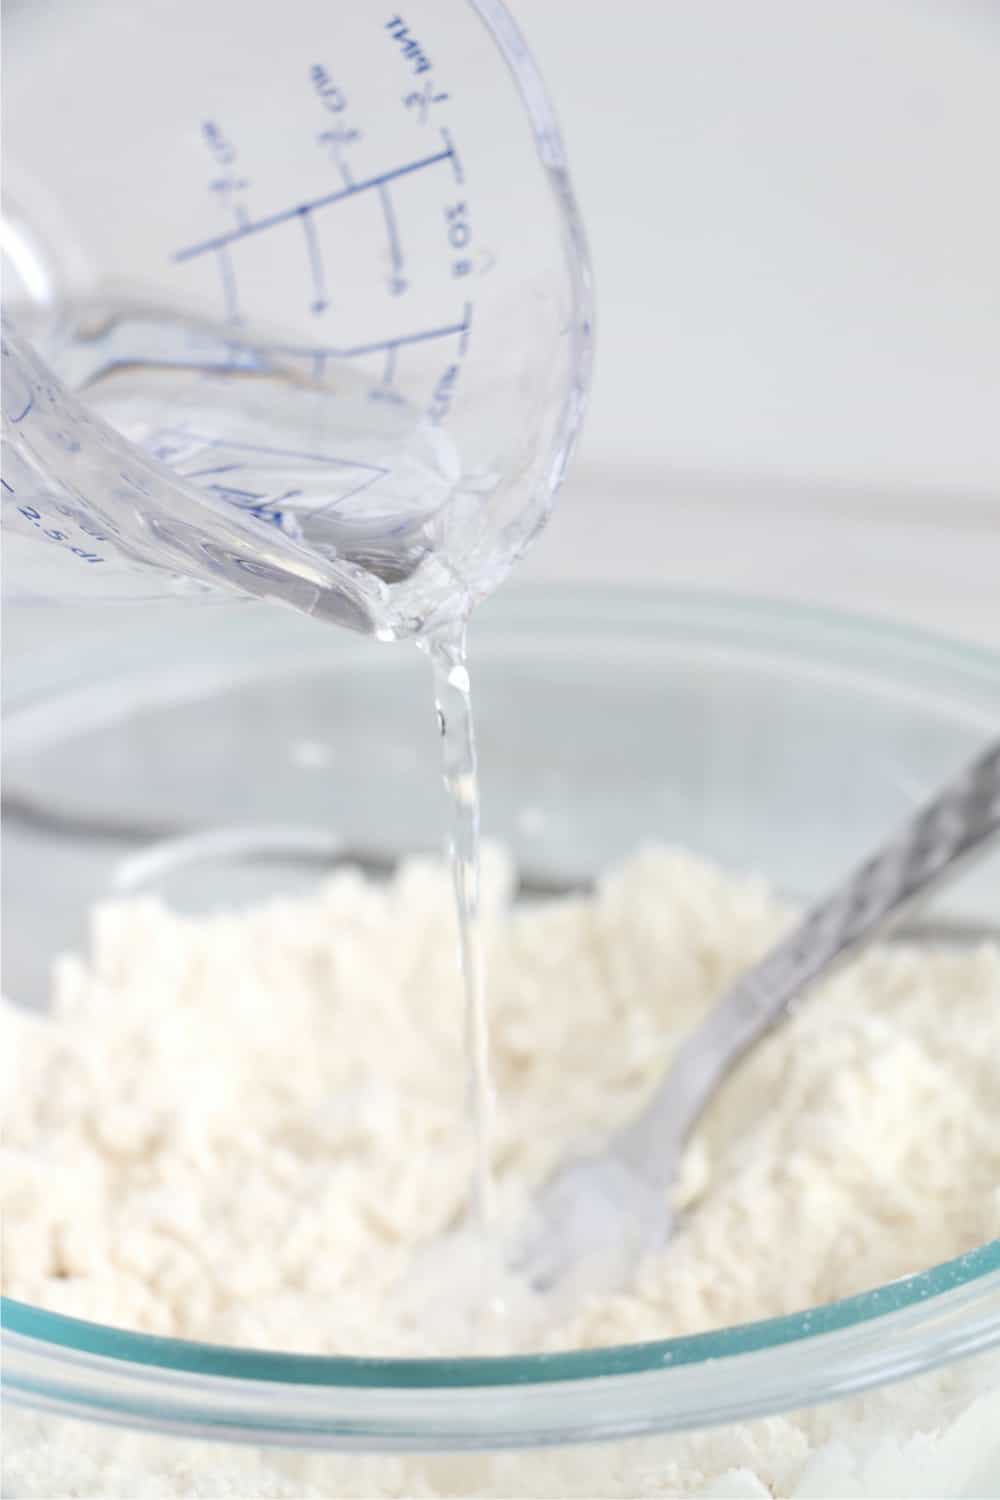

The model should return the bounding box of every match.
[3,848,999,1496]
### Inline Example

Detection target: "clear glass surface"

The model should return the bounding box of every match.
[1,0,591,634]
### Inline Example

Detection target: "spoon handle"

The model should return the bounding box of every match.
[616,739,1000,1181]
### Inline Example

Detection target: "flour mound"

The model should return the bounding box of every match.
[3,847,999,1496]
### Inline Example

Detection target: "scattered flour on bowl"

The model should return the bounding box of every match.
[3,847,999,1497]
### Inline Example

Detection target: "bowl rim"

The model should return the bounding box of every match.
[5,1243,1000,1388]
[3,585,999,1445]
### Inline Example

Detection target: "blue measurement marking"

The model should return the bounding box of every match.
[148,429,390,518]
[458,301,473,357]
[156,429,389,474]
[173,148,453,262]
[382,345,398,386]
[265,318,469,361]
[1,476,15,493]
[312,351,328,381]
[299,210,329,314]
[181,462,243,480]
[6,391,33,424]
[378,183,404,277]
[216,246,242,325]
[439,127,464,185]
[149,427,390,477]
[204,483,266,502]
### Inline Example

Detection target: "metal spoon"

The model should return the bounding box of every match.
[513,739,1000,1294]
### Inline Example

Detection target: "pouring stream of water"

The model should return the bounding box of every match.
[425,624,495,1233]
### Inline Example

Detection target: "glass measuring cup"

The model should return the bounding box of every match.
[1,0,591,637]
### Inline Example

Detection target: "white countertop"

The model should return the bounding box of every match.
[523,465,1000,652]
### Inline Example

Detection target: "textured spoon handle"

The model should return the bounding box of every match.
[617,740,1000,1180]
[724,738,1000,1034]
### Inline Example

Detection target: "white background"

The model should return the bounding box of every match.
[507,0,1000,646]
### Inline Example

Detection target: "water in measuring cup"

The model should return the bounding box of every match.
[5,307,474,635]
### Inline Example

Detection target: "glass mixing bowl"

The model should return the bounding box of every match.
[2,588,999,1497]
